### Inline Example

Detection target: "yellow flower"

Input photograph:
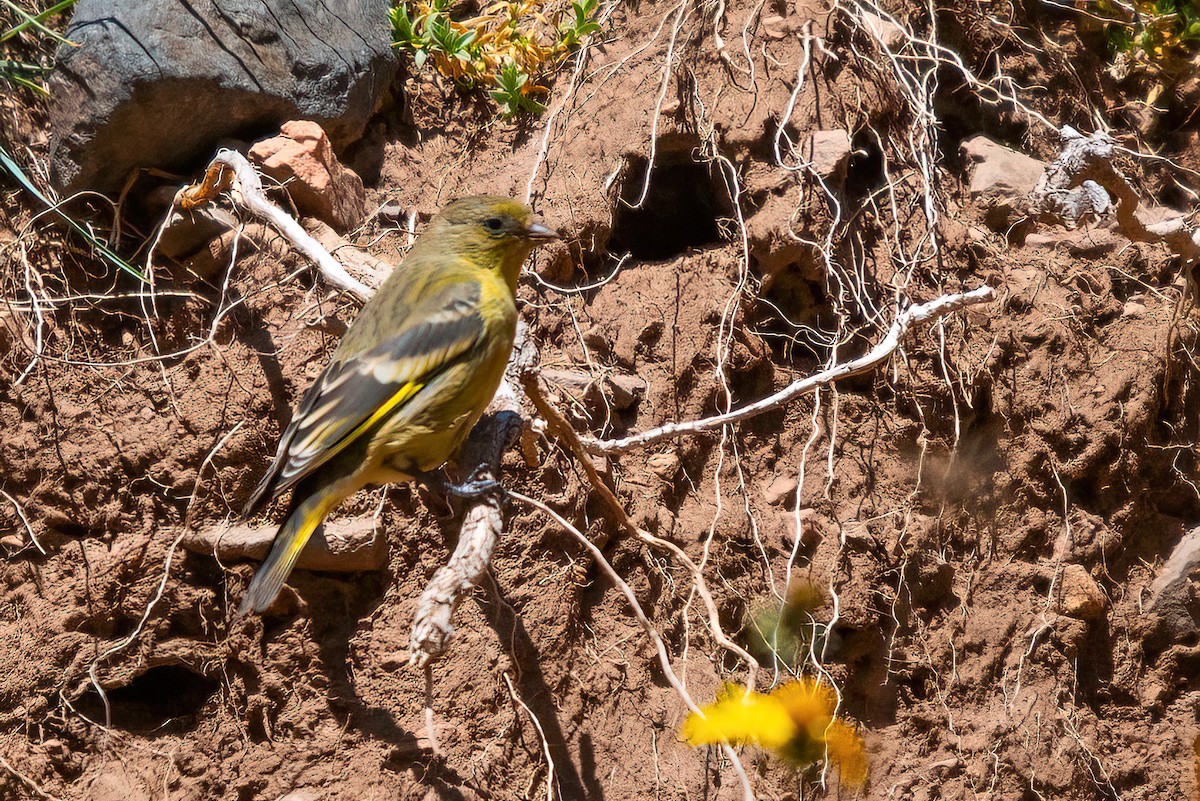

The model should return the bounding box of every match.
[681,678,868,787]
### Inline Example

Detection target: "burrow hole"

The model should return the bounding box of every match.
[607,152,734,262]
[77,664,219,733]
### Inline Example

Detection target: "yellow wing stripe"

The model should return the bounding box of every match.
[342,380,425,449]
[295,381,425,475]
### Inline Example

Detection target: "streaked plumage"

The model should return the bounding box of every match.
[240,195,556,614]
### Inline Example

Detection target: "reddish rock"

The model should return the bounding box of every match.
[1056,563,1107,621]
[249,120,368,231]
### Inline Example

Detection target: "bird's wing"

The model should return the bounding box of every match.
[243,278,486,515]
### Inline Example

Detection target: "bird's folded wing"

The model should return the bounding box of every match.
[243,280,485,514]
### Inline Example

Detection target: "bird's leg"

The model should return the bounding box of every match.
[409,467,502,500]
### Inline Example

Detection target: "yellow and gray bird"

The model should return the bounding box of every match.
[239,195,556,614]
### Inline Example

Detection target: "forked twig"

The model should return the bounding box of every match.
[582,286,996,454]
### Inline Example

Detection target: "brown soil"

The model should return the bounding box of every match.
[3,1,1200,800]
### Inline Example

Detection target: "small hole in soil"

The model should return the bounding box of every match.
[844,133,884,195]
[51,522,99,539]
[747,262,836,364]
[608,155,733,261]
[78,665,218,733]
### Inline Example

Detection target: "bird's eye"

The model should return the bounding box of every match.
[483,217,504,232]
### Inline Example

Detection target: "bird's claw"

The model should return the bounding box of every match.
[443,476,502,499]
[411,468,503,501]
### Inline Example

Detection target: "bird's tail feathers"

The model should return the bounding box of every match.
[239,492,336,614]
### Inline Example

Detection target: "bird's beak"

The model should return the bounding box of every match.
[525,222,559,241]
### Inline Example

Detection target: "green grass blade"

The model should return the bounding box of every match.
[1,0,79,45]
[0,145,145,281]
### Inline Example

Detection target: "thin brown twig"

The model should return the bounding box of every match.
[0,754,65,801]
[503,672,557,801]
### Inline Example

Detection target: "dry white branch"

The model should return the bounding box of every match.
[582,285,997,454]
[205,150,374,301]
[409,496,505,668]
[408,329,537,667]
[1024,127,1200,265]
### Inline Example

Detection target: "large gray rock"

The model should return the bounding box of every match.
[1145,526,1200,648]
[48,0,397,195]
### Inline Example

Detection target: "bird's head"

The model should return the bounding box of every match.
[426,195,558,290]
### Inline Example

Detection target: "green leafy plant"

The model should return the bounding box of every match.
[427,14,478,65]
[1100,0,1200,101]
[490,60,547,116]
[557,0,600,50]
[389,0,602,117]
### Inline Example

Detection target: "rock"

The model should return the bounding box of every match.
[959,136,1045,231]
[1122,300,1148,318]
[277,791,322,801]
[249,121,369,231]
[960,136,1045,199]
[841,520,874,548]
[606,372,647,410]
[155,203,238,261]
[183,517,386,572]
[181,227,247,280]
[1055,564,1107,621]
[761,15,793,39]
[780,507,824,549]
[858,7,906,48]
[763,475,798,507]
[1145,527,1200,646]
[152,197,242,278]
[648,451,680,481]
[49,0,397,195]
[804,129,852,180]
[542,368,647,412]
